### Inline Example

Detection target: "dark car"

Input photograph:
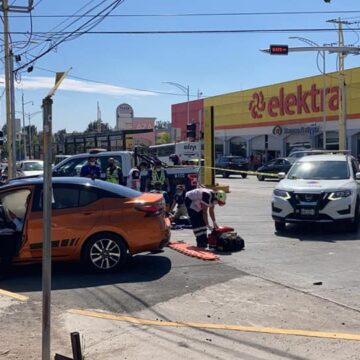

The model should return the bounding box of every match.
[257,157,295,181]
[215,156,249,178]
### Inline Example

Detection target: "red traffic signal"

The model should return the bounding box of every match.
[269,45,288,55]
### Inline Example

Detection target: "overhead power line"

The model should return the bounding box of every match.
[14,0,126,72]
[7,10,360,18]
[6,28,360,36]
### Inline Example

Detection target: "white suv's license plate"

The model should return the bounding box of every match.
[301,208,315,216]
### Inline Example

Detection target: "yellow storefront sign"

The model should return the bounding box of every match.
[204,67,360,129]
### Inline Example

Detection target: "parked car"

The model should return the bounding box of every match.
[257,157,296,181]
[0,177,170,273]
[215,156,249,178]
[17,160,44,177]
[272,153,360,232]
[54,154,71,166]
[0,166,25,184]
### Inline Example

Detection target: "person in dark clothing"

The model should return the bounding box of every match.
[0,205,23,278]
[170,184,188,221]
[80,156,101,179]
[185,188,226,248]
[169,154,180,166]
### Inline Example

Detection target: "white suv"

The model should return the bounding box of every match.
[272,153,360,232]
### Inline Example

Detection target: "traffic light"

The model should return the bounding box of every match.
[269,44,288,55]
[186,123,196,139]
[0,130,3,146]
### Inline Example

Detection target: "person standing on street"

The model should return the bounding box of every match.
[185,188,226,248]
[127,162,147,191]
[106,157,123,185]
[146,160,170,192]
[80,156,101,179]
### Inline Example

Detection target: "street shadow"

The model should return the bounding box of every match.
[275,222,360,242]
[0,253,172,293]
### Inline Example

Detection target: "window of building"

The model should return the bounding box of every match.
[229,137,246,157]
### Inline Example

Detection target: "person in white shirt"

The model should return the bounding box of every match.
[184,188,226,248]
[127,162,147,191]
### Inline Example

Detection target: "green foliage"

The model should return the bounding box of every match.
[156,131,171,144]
[85,120,110,133]
[154,120,171,131]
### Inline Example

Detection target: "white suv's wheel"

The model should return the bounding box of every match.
[274,221,286,232]
[348,200,360,232]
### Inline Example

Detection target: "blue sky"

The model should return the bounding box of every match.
[2,0,360,132]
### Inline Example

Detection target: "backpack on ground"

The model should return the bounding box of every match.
[216,232,245,252]
[208,226,245,252]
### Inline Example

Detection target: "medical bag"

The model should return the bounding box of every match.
[208,226,245,252]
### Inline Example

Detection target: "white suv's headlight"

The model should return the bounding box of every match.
[273,189,291,200]
[328,190,352,200]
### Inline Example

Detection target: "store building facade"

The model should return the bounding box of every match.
[171,67,360,159]
[116,103,156,147]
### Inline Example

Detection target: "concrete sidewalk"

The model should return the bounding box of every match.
[60,273,360,360]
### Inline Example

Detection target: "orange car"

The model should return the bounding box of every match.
[0,177,170,273]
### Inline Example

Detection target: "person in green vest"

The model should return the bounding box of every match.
[106,157,123,185]
[146,160,170,192]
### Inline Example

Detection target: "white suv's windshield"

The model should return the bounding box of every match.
[287,161,350,180]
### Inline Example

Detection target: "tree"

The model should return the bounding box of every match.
[154,120,171,131]
[156,131,171,144]
[54,129,67,143]
[85,120,110,133]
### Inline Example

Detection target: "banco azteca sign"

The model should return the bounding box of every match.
[248,84,339,119]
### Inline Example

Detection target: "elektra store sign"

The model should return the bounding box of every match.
[249,84,339,120]
[272,125,320,136]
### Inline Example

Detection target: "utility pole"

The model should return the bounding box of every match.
[1,0,33,177]
[97,101,101,132]
[338,19,346,151]
[28,113,32,159]
[327,18,350,150]
[3,0,15,178]
[21,93,27,159]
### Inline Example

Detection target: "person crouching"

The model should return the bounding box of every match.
[170,184,188,222]
[185,188,226,248]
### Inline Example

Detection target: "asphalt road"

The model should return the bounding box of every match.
[1,176,360,359]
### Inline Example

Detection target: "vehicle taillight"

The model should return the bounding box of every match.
[135,203,163,216]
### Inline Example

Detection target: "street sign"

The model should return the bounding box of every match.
[269,45,289,55]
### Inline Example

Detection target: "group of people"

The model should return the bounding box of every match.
[80,155,172,192]
[79,155,227,250]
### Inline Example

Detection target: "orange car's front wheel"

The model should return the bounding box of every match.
[82,233,127,273]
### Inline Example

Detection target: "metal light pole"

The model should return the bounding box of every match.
[163,81,190,125]
[289,37,327,149]
[41,69,69,360]
[21,94,34,159]
[26,111,41,159]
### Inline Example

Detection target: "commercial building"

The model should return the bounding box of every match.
[171,67,360,159]
[116,103,156,147]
